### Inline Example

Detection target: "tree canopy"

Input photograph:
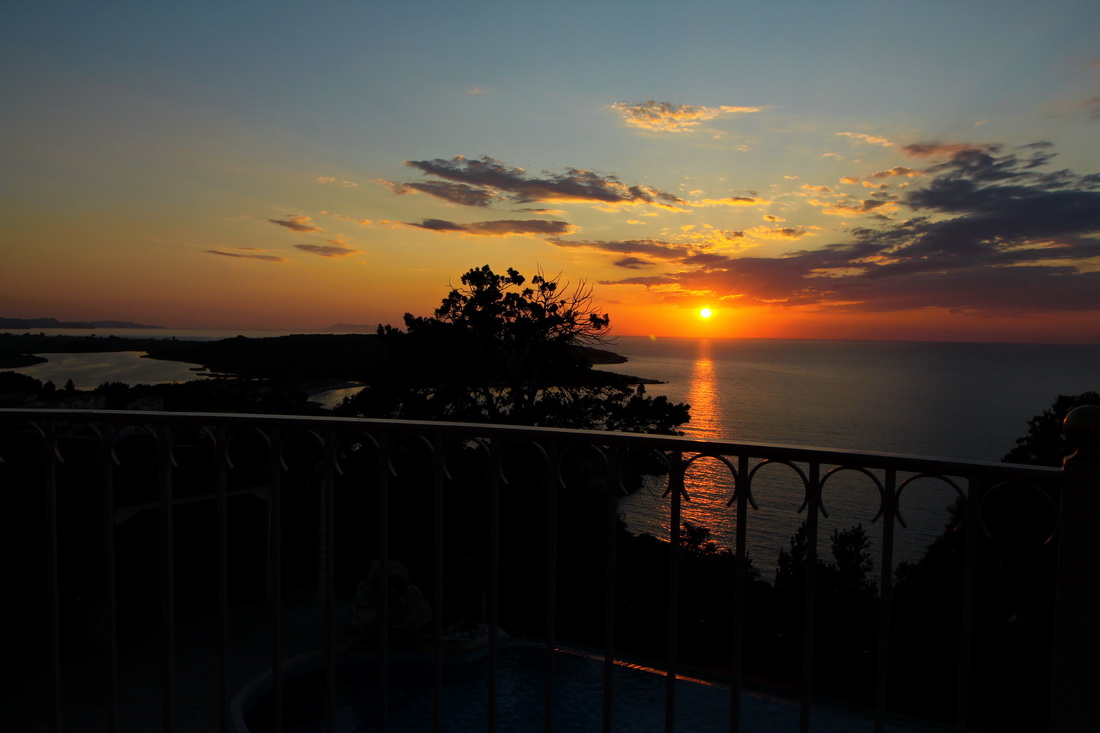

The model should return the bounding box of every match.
[1001,391,1100,466]
[335,265,689,433]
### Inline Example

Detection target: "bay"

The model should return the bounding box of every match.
[12,351,207,390]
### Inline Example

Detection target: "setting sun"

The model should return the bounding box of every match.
[699,308,713,319]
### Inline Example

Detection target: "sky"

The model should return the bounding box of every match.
[2,1,1099,343]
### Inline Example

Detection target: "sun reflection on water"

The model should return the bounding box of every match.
[684,339,721,441]
[679,340,738,535]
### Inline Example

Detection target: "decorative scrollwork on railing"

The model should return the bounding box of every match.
[820,465,884,524]
[748,458,812,515]
[894,473,964,530]
[978,480,1059,547]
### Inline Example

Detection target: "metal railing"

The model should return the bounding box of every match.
[1,408,1096,732]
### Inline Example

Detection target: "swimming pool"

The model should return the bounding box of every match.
[234,642,942,732]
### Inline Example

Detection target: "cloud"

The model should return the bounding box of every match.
[315,176,358,187]
[602,142,1100,315]
[744,226,816,240]
[836,132,895,147]
[294,244,360,258]
[818,198,894,216]
[691,195,766,207]
[269,214,322,233]
[408,218,576,236]
[802,184,834,193]
[610,100,761,133]
[376,178,503,207]
[901,141,996,158]
[613,257,654,269]
[403,155,688,209]
[322,211,372,226]
[206,249,286,263]
[547,237,691,260]
[871,166,921,179]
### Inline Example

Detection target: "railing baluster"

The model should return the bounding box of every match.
[322,430,337,733]
[602,446,619,733]
[1049,405,1100,732]
[545,441,560,733]
[268,427,283,733]
[431,434,446,733]
[955,477,982,732]
[875,469,897,733]
[487,436,503,733]
[800,461,821,733]
[376,432,391,733]
[156,423,176,733]
[730,454,749,733]
[44,420,62,733]
[666,450,684,733]
[215,427,230,733]
[100,424,119,732]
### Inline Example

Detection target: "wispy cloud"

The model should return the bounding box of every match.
[613,257,654,269]
[407,218,576,236]
[610,100,761,133]
[321,211,372,226]
[376,178,503,207]
[315,176,358,187]
[690,195,766,207]
[836,132,895,147]
[744,225,817,240]
[400,155,688,209]
[901,141,994,158]
[548,237,692,260]
[294,243,359,257]
[206,248,286,263]
[816,198,895,216]
[871,166,921,179]
[269,214,322,233]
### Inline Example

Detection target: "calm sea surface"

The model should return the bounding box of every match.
[604,336,1098,570]
[9,331,1099,571]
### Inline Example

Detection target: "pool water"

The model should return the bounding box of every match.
[240,642,937,732]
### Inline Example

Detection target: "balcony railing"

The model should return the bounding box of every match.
[1,407,1097,732]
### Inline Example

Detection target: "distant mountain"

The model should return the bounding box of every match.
[324,323,374,333]
[0,317,164,329]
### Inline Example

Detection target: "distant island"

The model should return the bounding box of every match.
[0,317,165,329]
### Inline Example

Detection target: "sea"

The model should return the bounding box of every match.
[7,329,1099,573]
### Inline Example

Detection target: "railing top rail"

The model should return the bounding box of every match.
[0,408,1058,480]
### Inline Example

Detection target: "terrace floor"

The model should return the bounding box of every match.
[3,593,949,733]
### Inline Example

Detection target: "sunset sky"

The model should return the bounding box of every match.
[3,1,1099,342]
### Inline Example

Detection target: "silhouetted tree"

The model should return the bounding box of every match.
[773,521,876,600]
[336,265,690,434]
[1001,391,1100,466]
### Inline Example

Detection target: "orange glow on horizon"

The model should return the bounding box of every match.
[603,300,1100,344]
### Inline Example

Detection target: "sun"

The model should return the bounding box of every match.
[699,307,713,319]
